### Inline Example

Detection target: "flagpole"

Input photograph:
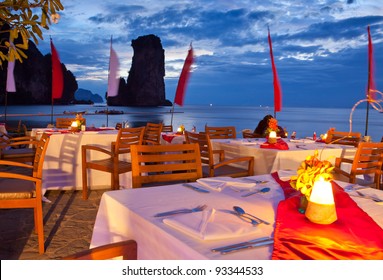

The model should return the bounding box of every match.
[106,36,113,127]
[365,25,373,137]
[4,91,8,122]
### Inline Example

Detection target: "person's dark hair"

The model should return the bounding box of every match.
[254,114,286,138]
[254,115,273,135]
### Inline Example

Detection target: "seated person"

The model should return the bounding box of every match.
[254,114,286,138]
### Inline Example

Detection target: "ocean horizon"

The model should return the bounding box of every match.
[1,104,382,142]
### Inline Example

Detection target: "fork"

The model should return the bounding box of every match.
[154,204,207,217]
[355,191,383,203]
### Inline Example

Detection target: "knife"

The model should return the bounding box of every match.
[219,239,274,254]
[211,236,272,252]
[183,183,210,193]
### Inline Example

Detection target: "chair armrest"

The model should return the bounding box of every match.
[212,149,225,161]
[82,144,112,156]
[0,160,34,169]
[214,156,254,169]
[335,157,353,168]
[0,171,41,183]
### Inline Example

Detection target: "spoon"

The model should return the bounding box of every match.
[233,206,270,225]
[241,187,270,197]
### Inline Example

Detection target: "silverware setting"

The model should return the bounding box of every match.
[182,183,210,193]
[154,204,207,217]
[211,236,274,254]
[344,184,369,192]
[355,191,383,203]
[241,187,271,197]
[241,178,269,184]
[233,206,270,225]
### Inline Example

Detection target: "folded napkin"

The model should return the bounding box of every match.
[230,139,258,145]
[260,139,289,150]
[289,139,315,144]
[272,181,383,260]
[277,169,296,181]
[196,177,256,191]
[163,208,262,240]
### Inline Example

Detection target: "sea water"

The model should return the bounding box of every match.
[1,104,382,142]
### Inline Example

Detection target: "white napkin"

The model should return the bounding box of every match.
[196,177,256,192]
[289,139,315,144]
[277,169,296,181]
[163,209,262,240]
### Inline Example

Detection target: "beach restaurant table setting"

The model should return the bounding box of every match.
[90,172,383,260]
[31,127,132,192]
[211,138,356,175]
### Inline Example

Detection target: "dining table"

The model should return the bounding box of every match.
[211,138,356,175]
[90,172,383,260]
[31,128,132,193]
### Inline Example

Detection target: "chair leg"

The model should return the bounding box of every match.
[82,166,88,200]
[111,171,120,190]
[35,204,45,254]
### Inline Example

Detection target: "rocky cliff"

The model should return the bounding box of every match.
[1,33,171,106]
[108,34,172,107]
[0,35,78,105]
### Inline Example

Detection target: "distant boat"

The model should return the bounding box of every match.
[95,109,124,115]
[63,110,87,115]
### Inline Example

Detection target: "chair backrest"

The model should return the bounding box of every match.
[33,133,51,178]
[351,142,383,176]
[56,118,76,128]
[325,130,361,147]
[184,130,212,166]
[62,240,138,260]
[242,131,262,138]
[143,122,163,145]
[162,124,173,132]
[205,125,236,139]
[130,143,202,188]
[113,127,145,155]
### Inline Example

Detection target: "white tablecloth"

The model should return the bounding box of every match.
[211,138,356,175]
[31,128,132,192]
[90,174,383,260]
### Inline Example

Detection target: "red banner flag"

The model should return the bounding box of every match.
[268,28,282,112]
[367,25,376,101]
[174,45,194,106]
[51,39,64,100]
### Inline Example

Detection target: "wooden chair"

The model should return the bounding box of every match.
[130,143,202,188]
[0,134,38,163]
[334,142,383,189]
[325,130,361,147]
[0,133,50,254]
[56,118,76,128]
[162,124,173,132]
[205,125,236,139]
[143,122,163,145]
[62,240,138,260]
[5,120,28,137]
[81,127,145,199]
[184,130,254,178]
[242,130,262,138]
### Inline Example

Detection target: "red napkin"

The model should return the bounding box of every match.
[162,134,177,143]
[272,180,383,260]
[260,138,289,150]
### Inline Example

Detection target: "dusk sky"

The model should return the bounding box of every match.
[36,0,383,108]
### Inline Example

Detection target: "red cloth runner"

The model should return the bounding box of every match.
[162,134,177,143]
[271,172,299,199]
[260,138,289,150]
[271,177,383,259]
